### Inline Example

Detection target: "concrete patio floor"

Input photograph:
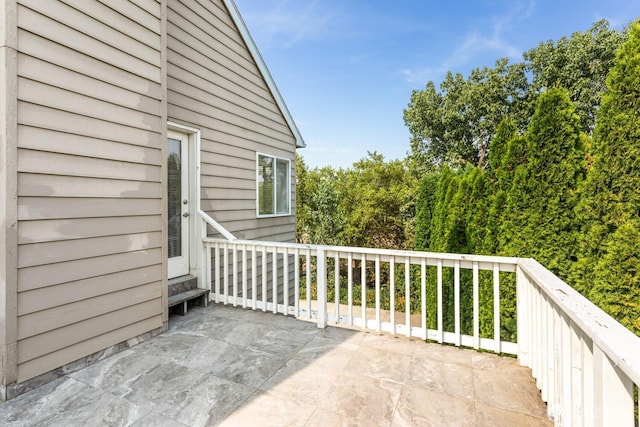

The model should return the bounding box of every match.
[0,304,552,426]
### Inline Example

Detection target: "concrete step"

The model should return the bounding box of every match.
[168,275,197,297]
[168,275,209,315]
[168,287,210,315]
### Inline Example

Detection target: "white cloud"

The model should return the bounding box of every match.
[400,64,450,86]
[401,0,536,84]
[237,0,336,49]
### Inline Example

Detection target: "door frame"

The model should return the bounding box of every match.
[167,122,201,280]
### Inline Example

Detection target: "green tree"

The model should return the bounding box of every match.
[497,134,528,257]
[414,173,440,251]
[524,20,625,133]
[591,221,640,335]
[482,119,518,255]
[575,20,640,333]
[337,152,416,249]
[295,154,312,242]
[295,157,343,245]
[520,87,585,277]
[497,88,585,339]
[404,59,529,172]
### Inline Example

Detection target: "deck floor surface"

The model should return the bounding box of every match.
[0,304,552,426]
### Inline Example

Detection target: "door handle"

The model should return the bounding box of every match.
[183,212,190,217]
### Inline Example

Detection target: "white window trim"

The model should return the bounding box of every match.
[256,152,292,218]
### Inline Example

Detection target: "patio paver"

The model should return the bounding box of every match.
[0,304,553,426]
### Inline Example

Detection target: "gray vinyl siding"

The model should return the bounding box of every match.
[167,0,297,244]
[14,0,164,382]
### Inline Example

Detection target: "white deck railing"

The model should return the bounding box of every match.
[201,237,640,426]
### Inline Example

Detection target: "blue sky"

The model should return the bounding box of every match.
[234,0,640,169]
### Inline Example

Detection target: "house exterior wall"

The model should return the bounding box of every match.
[0,0,300,396]
[11,0,165,383]
[167,0,297,243]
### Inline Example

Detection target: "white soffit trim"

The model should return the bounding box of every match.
[224,0,307,149]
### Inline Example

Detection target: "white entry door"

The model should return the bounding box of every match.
[167,130,190,278]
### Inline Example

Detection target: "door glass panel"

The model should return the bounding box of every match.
[168,138,181,258]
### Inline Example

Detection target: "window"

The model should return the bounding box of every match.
[257,153,291,216]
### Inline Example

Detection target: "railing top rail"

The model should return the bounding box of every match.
[202,237,520,266]
[199,210,237,241]
[518,258,640,386]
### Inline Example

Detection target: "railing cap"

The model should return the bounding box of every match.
[518,258,640,386]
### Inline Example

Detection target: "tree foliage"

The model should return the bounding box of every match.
[404,59,529,171]
[296,152,417,250]
[337,152,416,249]
[296,155,343,245]
[404,20,624,173]
[574,20,640,334]
[508,87,585,276]
[524,20,624,133]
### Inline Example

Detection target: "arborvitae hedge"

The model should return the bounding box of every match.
[575,20,640,334]
[521,87,585,276]
[415,173,439,251]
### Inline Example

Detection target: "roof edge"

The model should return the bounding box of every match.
[223,0,307,149]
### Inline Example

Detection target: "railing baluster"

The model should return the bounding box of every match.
[553,302,562,418]
[306,248,311,318]
[493,263,500,353]
[536,290,549,400]
[543,293,553,411]
[317,248,327,329]
[261,246,267,312]
[375,254,381,333]
[516,265,528,365]
[570,323,583,426]
[205,243,212,295]
[272,247,278,314]
[347,252,353,326]
[473,261,479,350]
[232,244,238,306]
[334,252,340,324]
[534,284,542,386]
[405,258,410,338]
[283,247,289,315]
[454,260,460,347]
[242,245,247,308]
[593,343,605,425]
[251,246,257,310]
[223,242,229,304]
[361,254,367,329]
[214,244,220,303]
[421,258,426,341]
[437,259,443,344]
[294,248,300,318]
[561,314,572,425]
[582,334,594,425]
[546,301,555,415]
[390,256,395,336]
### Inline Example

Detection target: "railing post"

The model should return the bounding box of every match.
[593,345,635,426]
[316,248,327,329]
[516,265,529,366]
